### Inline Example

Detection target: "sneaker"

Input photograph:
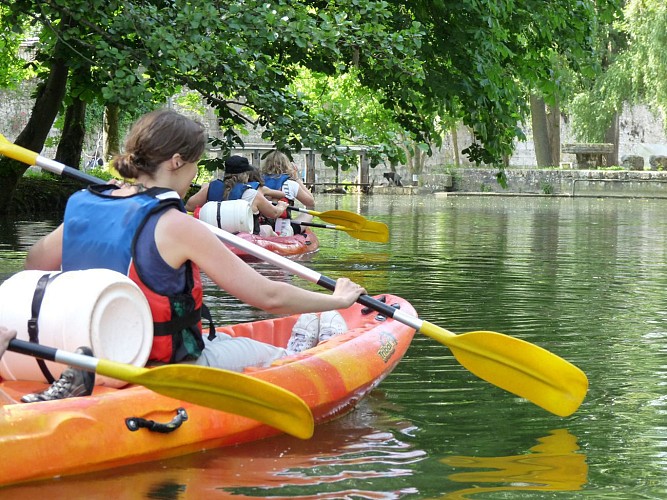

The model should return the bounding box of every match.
[286,313,320,353]
[21,346,95,403]
[318,310,348,343]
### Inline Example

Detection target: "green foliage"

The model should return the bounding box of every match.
[289,67,413,169]
[85,167,116,181]
[0,6,36,88]
[408,0,620,164]
[0,0,618,176]
[541,182,555,194]
[565,1,639,141]
[174,92,208,117]
[619,0,667,129]
[10,176,83,214]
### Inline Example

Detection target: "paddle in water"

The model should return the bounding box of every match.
[286,205,386,230]
[0,135,588,417]
[292,220,389,243]
[8,338,314,439]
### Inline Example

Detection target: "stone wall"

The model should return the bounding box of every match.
[432,168,667,198]
[0,84,33,141]
[309,103,667,188]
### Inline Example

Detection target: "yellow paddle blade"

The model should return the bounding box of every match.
[313,209,368,228]
[335,221,389,243]
[97,359,314,439]
[357,220,389,243]
[420,322,588,417]
[0,133,38,166]
[298,220,389,243]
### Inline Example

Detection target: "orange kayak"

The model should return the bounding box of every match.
[225,229,319,259]
[0,294,415,487]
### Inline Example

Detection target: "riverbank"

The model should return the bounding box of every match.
[373,168,667,199]
[6,174,191,215]
[10,167,667,216]
[7,176,82,215]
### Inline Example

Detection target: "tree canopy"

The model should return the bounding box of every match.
[0,0,620,211]
[570,0,667,143]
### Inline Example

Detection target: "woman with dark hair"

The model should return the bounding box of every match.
[23,109,365,402]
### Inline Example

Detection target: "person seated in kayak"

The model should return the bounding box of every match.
[21,109,364,403]
[246,166,288,207]
[0,326,16,360]
[260,150,315,236]
[185,155,289,237]
[245,166,292,236]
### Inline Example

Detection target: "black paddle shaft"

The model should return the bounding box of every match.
[317,276,399,319]
[62,165,103,185]
[8,339,57,361]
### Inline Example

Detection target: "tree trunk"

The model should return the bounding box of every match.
[104,104,120,161]
[546,100,561,166]
[0,55,69,213]
[530,94,552,167]
[604,112,619,167]
[413,145,424,174]
[56,97,87,169]
[451,124,460,166]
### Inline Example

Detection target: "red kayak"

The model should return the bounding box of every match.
[226,229,319,260]
[193,203,320,260]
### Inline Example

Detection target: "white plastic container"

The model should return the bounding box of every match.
[198,200,253,233]
[0,269,153,387]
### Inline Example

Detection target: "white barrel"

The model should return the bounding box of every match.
[198,200,253,233]
[0,269,153,387]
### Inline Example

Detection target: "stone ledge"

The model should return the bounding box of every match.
[372,169,667,198]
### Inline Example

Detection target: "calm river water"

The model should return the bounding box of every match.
[1,194,666,498]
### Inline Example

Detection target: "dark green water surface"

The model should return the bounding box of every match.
[1,194,666,498]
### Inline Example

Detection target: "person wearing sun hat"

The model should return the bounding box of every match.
[185,155,288,235]
[185,155,252,211]
[223,155,253,174]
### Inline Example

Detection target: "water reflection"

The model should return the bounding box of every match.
[439,429,587,499]
[2,196,667,496]
[5,399,427,499]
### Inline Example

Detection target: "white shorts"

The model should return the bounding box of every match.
[191,332,288,372]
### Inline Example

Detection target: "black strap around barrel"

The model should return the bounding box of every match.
[216,202,223,229]
[27,272,62,384]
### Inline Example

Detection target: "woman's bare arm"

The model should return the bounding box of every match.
[25,224,64,271]
[254,194,289,219]
[156,210,365,314]
[184,183,210,212]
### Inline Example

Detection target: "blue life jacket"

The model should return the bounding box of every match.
[261,174,294,229]
[228,182,252,201]
[62,184,207,363]
[262,173,291,193]
[206,179,225,202]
